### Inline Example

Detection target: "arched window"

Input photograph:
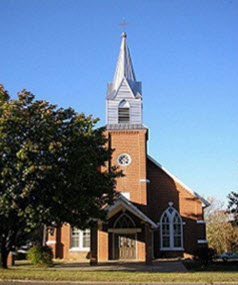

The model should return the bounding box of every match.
[160,203,183,250]
[114,213,135,228]
[118,100,130,123]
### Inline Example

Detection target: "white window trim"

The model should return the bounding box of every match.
[160,247,184,251]
[118,100,130,124]
[160,204,184,251]
[70,228,90,252]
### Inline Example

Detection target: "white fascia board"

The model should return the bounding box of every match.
[147,155,210,208]
[106,194,157,229]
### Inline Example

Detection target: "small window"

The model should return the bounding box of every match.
[117,153,131,166]
[70,228,90,251]
[118,100,130,123]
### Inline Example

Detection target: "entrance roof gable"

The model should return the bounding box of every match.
[106,194,157,229]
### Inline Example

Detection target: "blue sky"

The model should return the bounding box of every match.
[0,0,237,205]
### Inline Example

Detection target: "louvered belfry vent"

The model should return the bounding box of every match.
[118,100,130,123]
[118,107,130,123]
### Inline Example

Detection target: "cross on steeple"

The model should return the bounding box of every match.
[118,18,129,33]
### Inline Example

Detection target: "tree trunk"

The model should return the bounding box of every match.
[1,246,9,269]
[42,225,47,246]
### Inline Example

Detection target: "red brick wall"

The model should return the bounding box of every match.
[98,227,109,262]
[147,158,206,257]
[53,128,206,261]
[107,129,148,206]
[54,224,89,261]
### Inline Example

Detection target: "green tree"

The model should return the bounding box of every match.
[0,85,119,268]
[205,197,238,255]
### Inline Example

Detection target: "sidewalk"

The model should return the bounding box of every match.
[52,260,188,272]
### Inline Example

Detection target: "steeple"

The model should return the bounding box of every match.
[112,32,136,92]
[106,33,143,128]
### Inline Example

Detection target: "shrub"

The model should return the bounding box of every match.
[193,247,216,266]
[27,245,53,267]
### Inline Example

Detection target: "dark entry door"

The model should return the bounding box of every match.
[115,234,136,260]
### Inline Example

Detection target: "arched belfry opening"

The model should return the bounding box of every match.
[118,100,130,123]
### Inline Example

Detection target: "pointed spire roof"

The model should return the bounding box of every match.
[112,32,136,91]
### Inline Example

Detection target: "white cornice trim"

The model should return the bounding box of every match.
[140,179,150,183]
[147,155,210,208]
[197,239,208,244]
[106,194,157,229]
[197,220,206,224]
[46,240,56,245]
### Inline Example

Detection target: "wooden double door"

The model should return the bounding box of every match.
[115,233,136,260]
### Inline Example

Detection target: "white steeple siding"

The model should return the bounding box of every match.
[106,33,143,128]
[112,32,136,92]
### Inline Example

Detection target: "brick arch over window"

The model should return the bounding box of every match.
[114,213,136,228]
[118,100,130,123]
[160,203,183,250]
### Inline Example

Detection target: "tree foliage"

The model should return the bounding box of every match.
[204,197,238,255]
[0,85,120,268]
[227,191,238,226]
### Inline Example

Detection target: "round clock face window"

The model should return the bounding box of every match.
[117,153,131,166]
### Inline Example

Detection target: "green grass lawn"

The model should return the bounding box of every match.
[1,259,238,283]
[1,268,238,283]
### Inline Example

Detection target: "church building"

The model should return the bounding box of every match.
[47,32,209,264]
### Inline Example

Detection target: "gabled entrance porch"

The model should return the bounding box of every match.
[90,194,157,265]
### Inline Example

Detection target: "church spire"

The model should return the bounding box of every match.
[106,33,142,127]
[112,32,136,92]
